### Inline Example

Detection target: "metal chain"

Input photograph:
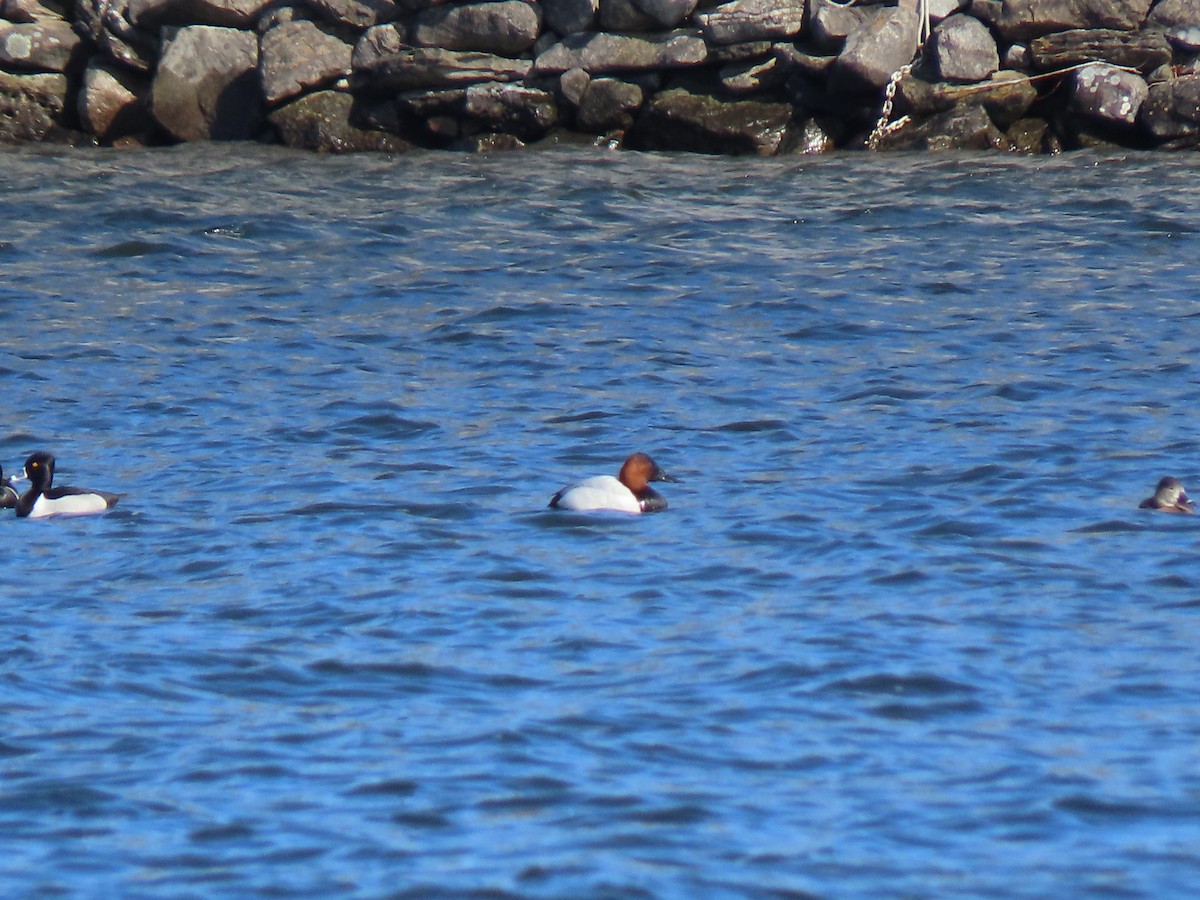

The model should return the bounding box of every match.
[867,63,913,150]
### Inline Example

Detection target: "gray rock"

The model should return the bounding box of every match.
[0,70,68,142]
[875,103,1008,149]
[929,14,998,83]
[150,25,261,140]
[533,29,707,74]
[354,26,532,90]
[1002,43,1030,69]
[300,0,400,29]
[1029,28,1172,73]
[576,75,642,131]
[808,0,876,50]
[260,20,352,106]
[773,42,838,77]
[78,58,153,140]
[269,90,412,151]
[460,81,557,138]
[980,0,1153,44]
[628,87,793,154]
[633,0,698,28]
[706,39,773,63]
[1147,0,1200,50]
[1140,73,1200,141]
[127,0,273,28]
[598,0,647,32]
[833,3,920,92]
[559,66,590,106]
[542,0,597,35]
[0,20,82,73]
[927,0,964,22]
[407,1,540,55]
[719,54,783,93]
[1071,61,1147,125]
[694,0,805,45]
[1,0,69,23]
[784,117,835,153]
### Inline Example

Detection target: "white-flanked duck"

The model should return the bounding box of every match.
[549,452,676,514]
[1139,476,1195,514]
[14,451,119,519]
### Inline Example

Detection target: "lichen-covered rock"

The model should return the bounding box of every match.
[1146,0,1200,51]
[627,87,793,154]
[576,75,641,131]
[929,14,998,83]
[1071,62,1147,125]
[260,20,352,106]
[127,0,273,28]
[1139,73,1200,141]
[269,90,412,151]
[833,4,919,93]
[354,26,532,90]
[0,20,82,73]
[533,29,707,74]
[0,70,69,142]
[407,1,541,56]
[150,25,261,140]
[78,58,153,140]
[694,0,805,45]
[1028,28,1171,73]
[976,0,1153,44]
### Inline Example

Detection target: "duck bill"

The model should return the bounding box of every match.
[1177,493,1195,513]
[653,468,681,484]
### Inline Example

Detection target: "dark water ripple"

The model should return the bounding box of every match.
[2,145,1200,896]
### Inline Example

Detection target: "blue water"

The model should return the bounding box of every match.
[2,145,1200,897]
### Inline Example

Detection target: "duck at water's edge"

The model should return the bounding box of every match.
[14,451,120,519]
[1139,476,1195,514]
[549,452,677,514]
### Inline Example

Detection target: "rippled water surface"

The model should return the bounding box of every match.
[3,145,1200,897]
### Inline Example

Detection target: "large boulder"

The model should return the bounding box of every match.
[260,20,352,106]
[1139,73,1200,141]
[575,75,642,131]
[0,70,69,142]
[460,81,557,139]
[833,3,920,92]
[896,69,1037,127]
[354,26,531,90]
[972,0,1153,43]
[407,1,541,56]
[694,0,805,45]
[1071,61,1147,126]
[1146,0,1200,51]
[628,87,794,154]
[268,90,412,151]
[0,20,83,73]
[300,0,400,28]
[78,58,153,141]
[808,0,876,50]
[533,30,707,74]
[928,14,998,83]
[2,0,70,23]
[598,0,696,31]
[150,25,261,140]
[875,103,1008,149]
[1028,28,1172,72]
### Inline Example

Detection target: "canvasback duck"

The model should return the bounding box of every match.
[14,451,119,519]
[549,452,677,514]
[0,466,16,509]
[1139,476,1194,514]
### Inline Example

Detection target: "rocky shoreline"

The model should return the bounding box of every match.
[2,0,1199,153]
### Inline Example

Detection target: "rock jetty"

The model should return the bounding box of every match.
[3,0,1200,153]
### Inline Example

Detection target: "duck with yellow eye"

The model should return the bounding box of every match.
[13,451,119,519]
